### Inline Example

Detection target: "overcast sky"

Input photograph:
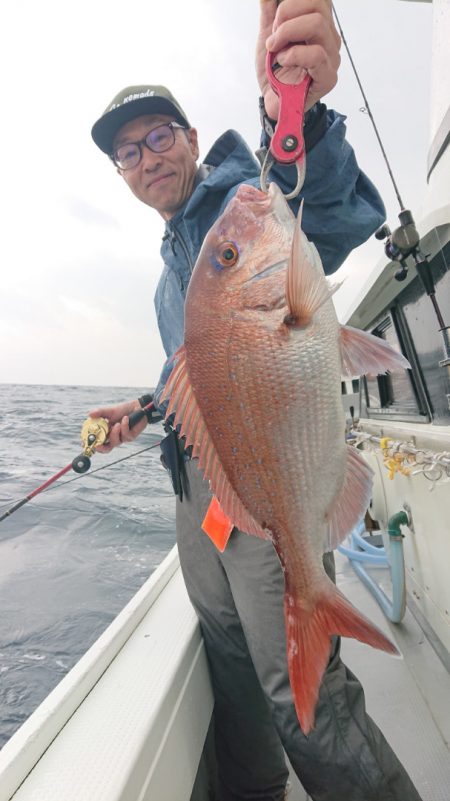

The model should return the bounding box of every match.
[0,0,432,390]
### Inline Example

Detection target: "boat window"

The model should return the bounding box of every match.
[352,379,360,393]
[399,238,450,424]
[363,311,428,422]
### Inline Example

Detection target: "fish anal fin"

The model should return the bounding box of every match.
[285,204,334,327]
[340,325,411,377]
[284,580,398,734]
[325,445,374,551]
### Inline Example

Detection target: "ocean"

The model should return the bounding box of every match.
[0,383,176,750]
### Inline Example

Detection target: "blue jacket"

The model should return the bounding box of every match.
[153,111,385,408]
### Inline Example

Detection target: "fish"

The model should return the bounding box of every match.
[162,182,409,733]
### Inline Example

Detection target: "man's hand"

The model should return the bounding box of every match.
[88,399,146,453]
[256,0,341,119]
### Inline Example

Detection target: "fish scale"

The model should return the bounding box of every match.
[162,181,410,733]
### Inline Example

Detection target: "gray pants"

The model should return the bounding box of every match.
[177,459,422,801]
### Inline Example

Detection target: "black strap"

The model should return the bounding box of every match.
[259,98,329,153]
[160,427,184,500]
[138,394,164,424]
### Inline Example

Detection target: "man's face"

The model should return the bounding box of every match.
[113,113,199,220]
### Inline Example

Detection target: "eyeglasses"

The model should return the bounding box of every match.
[111,122,187,170]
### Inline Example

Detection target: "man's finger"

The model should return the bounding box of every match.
[105,422,122,449]
[88,407,112,419]
[259,0,278,36]
[267,12,338,58]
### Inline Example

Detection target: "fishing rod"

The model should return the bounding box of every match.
[333,2,450,381]
[0,401,159,525]
[44,441,162,491]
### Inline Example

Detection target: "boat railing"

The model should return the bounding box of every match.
[0,546,213,801]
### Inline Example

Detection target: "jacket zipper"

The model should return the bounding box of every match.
[167,222,194,277]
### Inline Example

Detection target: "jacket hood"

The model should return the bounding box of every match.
[165,130,261,233]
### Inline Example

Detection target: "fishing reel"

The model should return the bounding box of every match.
[375,209,422,282]
[375,207,442,302]
[376,209,450,391]
[72,417,110,473]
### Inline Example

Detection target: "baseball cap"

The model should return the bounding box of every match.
[91,85,191,155]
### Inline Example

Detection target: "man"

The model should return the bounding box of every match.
[89,2,422,799]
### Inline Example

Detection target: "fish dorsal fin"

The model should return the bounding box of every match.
[161,348,270,548]
[340,325,411,376]
[285,203,334,326]
[325,445,374,551]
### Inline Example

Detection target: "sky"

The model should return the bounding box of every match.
[0,0,433,390]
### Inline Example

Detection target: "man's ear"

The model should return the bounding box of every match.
[188,127,200,161]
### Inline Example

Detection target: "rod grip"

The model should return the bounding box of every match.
[128,409,146,429]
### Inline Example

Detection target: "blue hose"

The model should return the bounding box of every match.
[338,512,407,623]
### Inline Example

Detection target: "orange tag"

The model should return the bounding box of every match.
[202,496,234,552]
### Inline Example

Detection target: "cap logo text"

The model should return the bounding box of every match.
[109,89,157,111]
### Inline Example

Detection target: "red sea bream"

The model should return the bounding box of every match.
[162,183,408,733]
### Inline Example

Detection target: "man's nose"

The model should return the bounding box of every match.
[141,145,163,171]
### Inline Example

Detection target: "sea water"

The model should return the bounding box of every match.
[0,383,176,748]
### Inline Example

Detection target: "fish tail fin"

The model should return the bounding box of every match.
[284,581,399,734]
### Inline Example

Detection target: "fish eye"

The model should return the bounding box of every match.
[215,242,239,269]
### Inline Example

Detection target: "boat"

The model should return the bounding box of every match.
[340,0,450,662]
[1,1,449,799]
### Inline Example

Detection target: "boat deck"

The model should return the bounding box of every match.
[287,551,450,801]
[1,546,449,801]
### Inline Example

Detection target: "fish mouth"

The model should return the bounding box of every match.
[243,259,287,284]
[235,184,269,204]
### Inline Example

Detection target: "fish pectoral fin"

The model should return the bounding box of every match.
[340,325,411,376]
[161,346,270,547]
[285,202,334,327]
[284,580,398,734]
[325,445,374,551]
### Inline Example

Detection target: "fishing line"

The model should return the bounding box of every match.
[0,440,163,513]
[332,6,450,394]
[332,2,406,211]
[0,401,165,524]
[45,441,162,491]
